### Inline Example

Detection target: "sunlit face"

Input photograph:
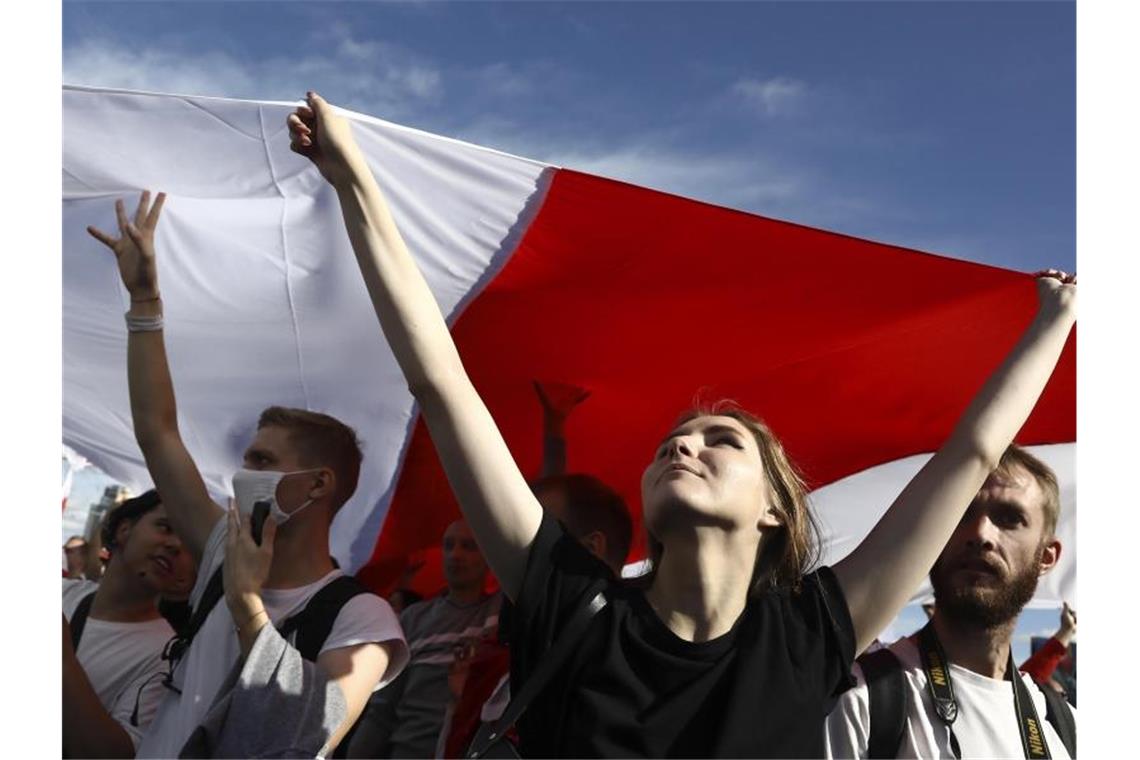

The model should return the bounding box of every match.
[930,465,1060,626]
[242,425,325,516]
[117,505,190,595]
[640,415,777,541]
[442,520,488,592]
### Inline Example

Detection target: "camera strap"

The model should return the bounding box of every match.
[918,623,1052,759]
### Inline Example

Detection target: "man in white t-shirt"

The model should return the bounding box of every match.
[88,191,409,758]
[825,445,1076,759]
[62,490,190,756]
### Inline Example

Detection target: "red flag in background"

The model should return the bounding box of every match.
[63,89,1074,605]
[360,169,1074,593]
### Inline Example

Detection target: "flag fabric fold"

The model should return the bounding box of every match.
[63,86,1075,605]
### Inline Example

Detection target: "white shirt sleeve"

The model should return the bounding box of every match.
[319,592,409,690]
[107,661,169,748]
[824,664,871,760]
[188,516,227,610]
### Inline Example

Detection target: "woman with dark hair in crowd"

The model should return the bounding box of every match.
[287,92,1076,756]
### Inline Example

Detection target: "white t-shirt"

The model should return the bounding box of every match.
[62,579,175,749]
[825,636,1075,759]
[135,518,409,759]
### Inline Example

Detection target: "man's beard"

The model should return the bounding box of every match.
[930,544,1043,629]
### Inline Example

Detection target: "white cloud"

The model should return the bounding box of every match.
[467,62,537,98]
[62,36,878,233]
[731,76,807,117]
[63,29,443,120]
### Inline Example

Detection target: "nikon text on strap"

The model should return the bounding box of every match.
[918,623,1053,759]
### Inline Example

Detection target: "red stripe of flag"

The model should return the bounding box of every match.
[357,169,1075,594]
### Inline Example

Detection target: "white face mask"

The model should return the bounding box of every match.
[231,468,322,526]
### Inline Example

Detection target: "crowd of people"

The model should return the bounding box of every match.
[62,92,1078,758]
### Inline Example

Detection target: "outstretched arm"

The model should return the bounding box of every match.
[288,93,542,599]
[534,380,590,478]
[88,193,223,562]
[833,272,1076,653]
[1020,602,1075,682]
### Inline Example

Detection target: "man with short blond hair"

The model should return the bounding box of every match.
[88,190,409,758]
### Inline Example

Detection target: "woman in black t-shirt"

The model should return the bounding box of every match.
[287,93,1077,756]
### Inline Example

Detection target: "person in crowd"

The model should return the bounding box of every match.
[825,446,1077,758]
[287,91,1076,757]
[345,520,501,758]
[63,535,89,578]
[440,380,623,757]
[1020,601,1076,687]
[388,587,425,616]
[62,490,188,756]
[443,470,634,757]
[87,191,409,758]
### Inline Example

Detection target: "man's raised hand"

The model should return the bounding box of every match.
[87,190,166,301]
[288,91,361,187]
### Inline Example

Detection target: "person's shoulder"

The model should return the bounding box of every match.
[62,577,98,613]
[480,590,505,615]
[62,576,97,595]
[881,635,922,670]
[1025,673,1077,718]
[398,593,443,629]
[338,587,399,624]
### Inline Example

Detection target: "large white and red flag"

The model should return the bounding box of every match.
[63,86,1075,606]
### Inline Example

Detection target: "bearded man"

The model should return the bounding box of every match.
[825,445,1076,759]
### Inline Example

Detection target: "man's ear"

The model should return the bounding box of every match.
[1038,537,1062,576]
[311,467,337,500]
[581,531,608,564]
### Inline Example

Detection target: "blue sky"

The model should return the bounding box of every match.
[60,0,1076,659]
[63,0,1075,273]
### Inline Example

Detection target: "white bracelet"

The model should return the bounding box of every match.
[125,312,164,332]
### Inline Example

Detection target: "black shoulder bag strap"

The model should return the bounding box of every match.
[161,565,225,685]
[1038,683,1076,758]
[918,623,1054,760]
[858,647,908,759]
[466,584,609,759]
[69,591,97,648]
[277,575,370,661]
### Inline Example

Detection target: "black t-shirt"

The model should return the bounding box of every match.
[509,513,856,758]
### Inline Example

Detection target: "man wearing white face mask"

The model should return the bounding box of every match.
[88,192,410,758]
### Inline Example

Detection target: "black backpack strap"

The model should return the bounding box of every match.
[277,575,371,662]
[163,565,225,671]
[187,566,226,639]
[467,582,608,759]
[858,647,908,759]
[1039,682,1077,758]
[69,591,97,648]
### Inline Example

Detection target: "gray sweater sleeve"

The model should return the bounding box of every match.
[179,624,348,759]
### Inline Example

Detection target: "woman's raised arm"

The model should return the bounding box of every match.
[832,271,1076,654]
[289,93,542,600]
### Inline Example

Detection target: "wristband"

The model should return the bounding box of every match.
[125,312,164,333]
[130,294,161,303]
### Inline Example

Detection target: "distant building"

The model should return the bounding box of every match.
[82,484,132,541]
